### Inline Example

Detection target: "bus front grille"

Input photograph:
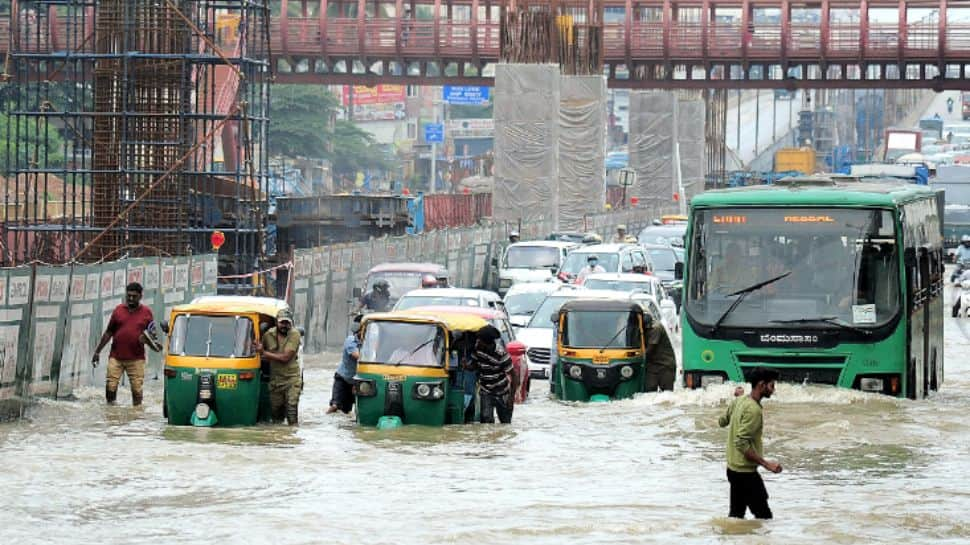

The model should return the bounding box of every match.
[740,366,843,385]
[736,354,847,365]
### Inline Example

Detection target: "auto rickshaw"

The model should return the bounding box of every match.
[552,299,649,402]
[354,311,490,427]
[163,296,291,427]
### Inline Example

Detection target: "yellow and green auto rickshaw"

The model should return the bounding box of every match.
[163,296,291,427]
[552,299,649,402]
[354,311,490,428]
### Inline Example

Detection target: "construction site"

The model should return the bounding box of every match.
[1,0,270,279]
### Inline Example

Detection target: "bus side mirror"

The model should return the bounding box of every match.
[674,262,684,280]
[352,287,362,299]
[159,321,169,335]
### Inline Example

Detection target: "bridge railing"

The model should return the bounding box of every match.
[947,23,970,53]
[628,21,663,57]
[788,22,821,57]
[749,24,782,60]
[668,21,702,58]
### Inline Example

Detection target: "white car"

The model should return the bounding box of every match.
[515,288,631,379]
[496,240,578,295]
[393,287,505,312]
[503,281,569,328]
[580,272,678,330]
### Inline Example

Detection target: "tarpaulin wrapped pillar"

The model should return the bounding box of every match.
[677,96,706,202]
[493,64,561,226]
[559,75,607,230]
[630,91,678,214]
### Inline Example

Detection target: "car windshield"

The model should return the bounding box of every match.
[367,272,426,300]
[583,279,655,296]
[638,228,686,247]
[686,207,900,329]
[505,246,561,269]
[527,296,575,329]
[504,291,550,316]
[396,295,480,310]
[360,321,445,367]
[562,310,642,348]
[646,249,678,270]
[561,252,620,275]
[168,314,254,357]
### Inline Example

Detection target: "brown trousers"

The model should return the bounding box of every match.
[106,357,145,405]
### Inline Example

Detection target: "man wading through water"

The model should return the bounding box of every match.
[718,367,783,519]
[92,282,158,406]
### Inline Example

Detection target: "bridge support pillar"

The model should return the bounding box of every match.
[558,75,608,230]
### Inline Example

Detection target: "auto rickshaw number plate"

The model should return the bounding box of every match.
[216,373,237,390]
[592,354,610,364]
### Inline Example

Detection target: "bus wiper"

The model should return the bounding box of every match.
[391,338,436,365]
[710,271,791,336]
[599,325,628,353]
[770,316,872,336]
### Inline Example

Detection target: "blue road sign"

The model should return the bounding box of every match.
[424,123,444,143]
[442,85,490,105]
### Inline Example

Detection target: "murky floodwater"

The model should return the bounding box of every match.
[3,288,970,544]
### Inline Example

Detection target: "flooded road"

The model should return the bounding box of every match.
[3,298,970,544]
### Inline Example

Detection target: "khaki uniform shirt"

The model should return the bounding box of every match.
[263,327,302,381]
[645,322,676,370]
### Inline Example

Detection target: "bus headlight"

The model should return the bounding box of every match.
[500,278,513,288]
[620,365,634,379]
[568,365,583,379]
[356,379,377,397]
[700,375,724,387]
[859,378,884,392]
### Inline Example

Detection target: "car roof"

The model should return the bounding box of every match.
[560,298,644,313]
[177,296,289,317]
[640,243,678,252]
[508,241,578,249]
[583,273,659,283]
[405,305,507,320]
[368,262,448,274]
[504,282,563,295]
[569,243,638,253]
[400,287,499,299]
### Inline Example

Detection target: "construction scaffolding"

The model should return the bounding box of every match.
[2,0,270,279]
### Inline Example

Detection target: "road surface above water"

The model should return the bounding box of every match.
[1,287,969,545]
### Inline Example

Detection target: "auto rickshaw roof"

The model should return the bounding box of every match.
[362,310,490,332]
[404,306,506,320]
[558,298,645,314]
[173,295,290,317]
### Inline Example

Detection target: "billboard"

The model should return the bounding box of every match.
[342,85,407,122]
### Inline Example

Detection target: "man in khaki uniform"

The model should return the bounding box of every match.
[257,309,303,425]
[645,318,676,391]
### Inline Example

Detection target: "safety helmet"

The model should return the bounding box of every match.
[374,279,390,291]
[421,274,438,288]
[616,224,627,232]
[963,234,970,243]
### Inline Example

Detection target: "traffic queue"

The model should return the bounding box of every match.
[124,220,687,429]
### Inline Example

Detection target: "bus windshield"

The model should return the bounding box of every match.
[686,207,900,329]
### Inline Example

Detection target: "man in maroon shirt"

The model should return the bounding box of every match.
[92,282,158,406]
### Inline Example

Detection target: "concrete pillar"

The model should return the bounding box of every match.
[629,91,678,213]
[677,95,706,202]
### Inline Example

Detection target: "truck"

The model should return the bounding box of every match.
[883,129,922,162]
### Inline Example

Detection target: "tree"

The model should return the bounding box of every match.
[267,84,338,158]
[268,84,392,179]
[0,111,65,176]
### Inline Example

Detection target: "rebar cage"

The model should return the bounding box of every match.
[2,0,270,280]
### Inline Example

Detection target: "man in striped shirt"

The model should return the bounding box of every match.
[466,325,516,424]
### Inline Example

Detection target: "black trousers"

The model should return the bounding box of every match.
[480,392,513,424]
[727,469,773,519]
[330,373,355,414]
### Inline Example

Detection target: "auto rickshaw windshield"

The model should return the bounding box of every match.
[169,314,255,357]
[562,311,642,349]
[360,321,445,367]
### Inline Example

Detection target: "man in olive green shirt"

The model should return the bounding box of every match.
[258,309,303,425]
[718,367,783,519]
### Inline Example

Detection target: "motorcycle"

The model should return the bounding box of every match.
[952,279,970,318]
[950,259,970,283]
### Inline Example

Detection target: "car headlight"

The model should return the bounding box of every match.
[356,379,377,397]
[700,375,724,387]
[620,365,634,379]
[568,365,583,379]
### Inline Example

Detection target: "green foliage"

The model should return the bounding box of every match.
[448,100,493,120]
[0,111,65,176]
[268,84,392,178]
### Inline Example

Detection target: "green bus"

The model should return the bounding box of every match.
[682,177,944,399]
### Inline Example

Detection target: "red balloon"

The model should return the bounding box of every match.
[211,230,226,250]
[630,196,640,206]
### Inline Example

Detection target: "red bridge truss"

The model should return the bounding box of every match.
[5,0,970,89]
